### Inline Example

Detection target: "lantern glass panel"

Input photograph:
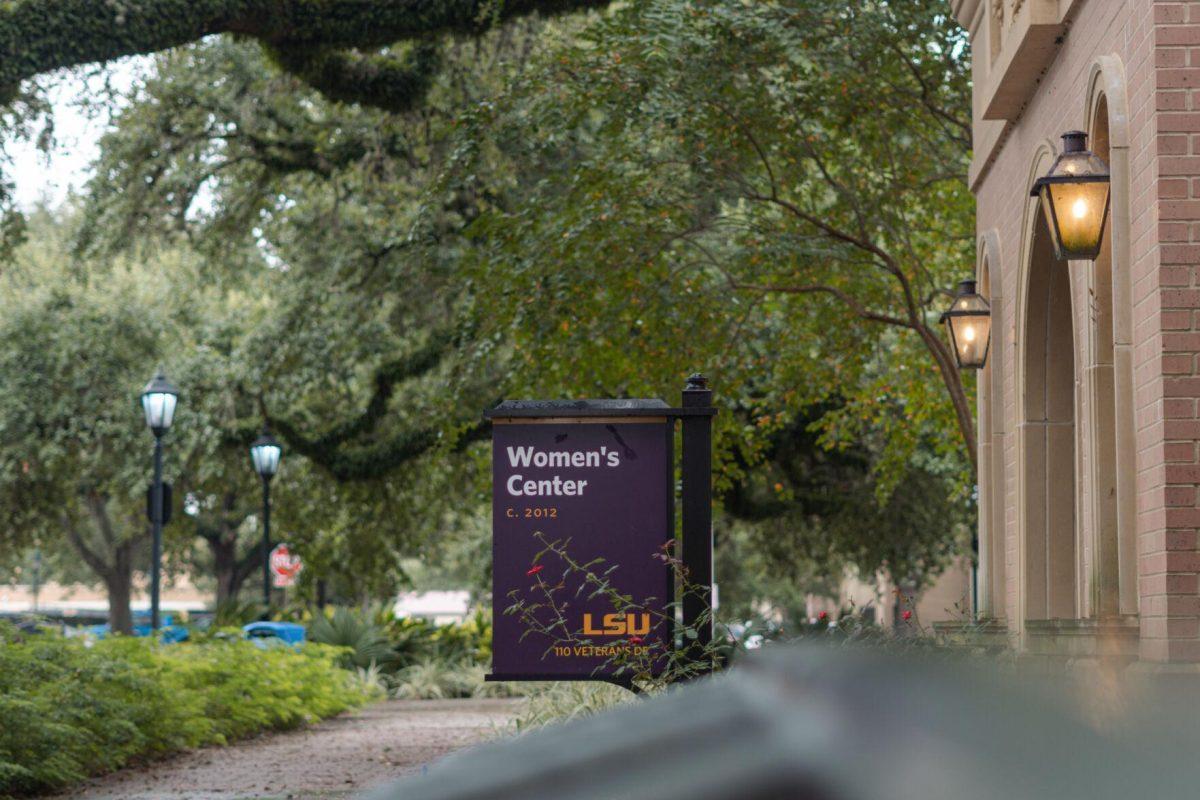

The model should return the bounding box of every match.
[251,442,282,477]
[947,311,991,369]
[1041,180,1110,260]
[1032,132,1111,261]
[141,391,177,431]
[942,282,991,370]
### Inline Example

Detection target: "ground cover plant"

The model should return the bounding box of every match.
[306,606,514,699]
[0,622,380,798]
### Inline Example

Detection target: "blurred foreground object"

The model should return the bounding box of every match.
[374,645,1200,800]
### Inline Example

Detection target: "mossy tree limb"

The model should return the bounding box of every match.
[0,0,610,109]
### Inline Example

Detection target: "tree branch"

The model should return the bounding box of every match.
[0,0,612,109]
[269,331,455,456]
[61,513,111,579]
[268,40,442,113]
[728,280,911,329]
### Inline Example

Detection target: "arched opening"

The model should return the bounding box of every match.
[1085,96,1120,618]
[1085,55,1138,618]
[976,243,1007,621]
[1022,213,1078,621]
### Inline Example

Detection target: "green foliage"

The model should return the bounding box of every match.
[304,607,507,699]
[513,682,632,732]
[390,657,523,700]
[0,623,378,798]
[308,607,400,671]
[308,606,494,687]
[383,608,494,665]
[0,208,294,627]
[5,0,978,619]
[70,29,565,596]
[210,597,267,628]
[719,404,972,596]
[458,0,975,478]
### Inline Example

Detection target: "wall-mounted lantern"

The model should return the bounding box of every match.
[941,279,992,370]
[1031,131,1111,260]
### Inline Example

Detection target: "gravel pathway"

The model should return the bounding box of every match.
[58,698,523,800]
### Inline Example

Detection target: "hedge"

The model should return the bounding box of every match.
[0,623,379,797]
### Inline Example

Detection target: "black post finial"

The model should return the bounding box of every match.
[685,373,708,392]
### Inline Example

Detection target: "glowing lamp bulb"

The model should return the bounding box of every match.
[1072,197,1088,219]
[963,325,976,343]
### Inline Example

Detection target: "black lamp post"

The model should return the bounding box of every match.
[250,429,282,613]
[1032,130,1111,261]
[941,280,992,370]
[141,371,179,631]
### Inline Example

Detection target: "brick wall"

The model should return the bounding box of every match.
[972,0,1178,656]
[1149,0,1200,661]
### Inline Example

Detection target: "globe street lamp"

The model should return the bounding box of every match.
[141,371,179,631]
[250,429,282,613]
[1031,131,1111,261]
[941,280,992,370]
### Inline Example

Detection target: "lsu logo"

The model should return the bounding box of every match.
[582,613,651,637]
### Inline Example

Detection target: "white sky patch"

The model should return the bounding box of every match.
[7,58,150,211]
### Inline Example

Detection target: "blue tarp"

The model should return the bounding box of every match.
[242,621,306,645]
[87,613,189,642]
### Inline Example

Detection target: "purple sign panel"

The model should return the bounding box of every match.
[491,418,672,678]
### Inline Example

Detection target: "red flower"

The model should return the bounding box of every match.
[902,610,912,621]
[526,565,544,577]
[818,611,828,622]
[629,636,644,645]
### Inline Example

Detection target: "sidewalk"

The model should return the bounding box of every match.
[59,699,523,800]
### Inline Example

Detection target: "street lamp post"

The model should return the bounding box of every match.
[141,372,179,631]
[31,548,41,613]
[250,430,282,614]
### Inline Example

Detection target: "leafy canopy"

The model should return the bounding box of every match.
[457,0,975,485]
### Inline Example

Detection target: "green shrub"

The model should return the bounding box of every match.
[303,607,499,698]
[513,682,633,732]
[382,610,492,667]
[210,597,266,628]
[389,657,526,700]
[308,607,398,671]
[0,623,379,798]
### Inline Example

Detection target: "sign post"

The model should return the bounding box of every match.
[681,374,714,673]
[485,376,716,687]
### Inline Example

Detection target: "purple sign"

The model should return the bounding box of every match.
[491,417,672,678]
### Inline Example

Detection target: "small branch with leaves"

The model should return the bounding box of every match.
[505,532,719,690]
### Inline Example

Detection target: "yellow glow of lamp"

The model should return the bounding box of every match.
[941,279,991,370]
[1031,130,1111,261]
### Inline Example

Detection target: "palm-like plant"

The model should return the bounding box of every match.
[308,607,397,671]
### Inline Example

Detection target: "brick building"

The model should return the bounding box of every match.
[955,0,1200,662]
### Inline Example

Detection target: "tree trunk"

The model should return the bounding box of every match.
[62,498,140,635]
[106,538,135,635]
[916,322,978,472]
[203,531,264,606]
[211,535,238,606]
[232,542,265,602]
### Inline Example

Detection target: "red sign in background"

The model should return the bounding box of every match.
[269,544,303,588]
